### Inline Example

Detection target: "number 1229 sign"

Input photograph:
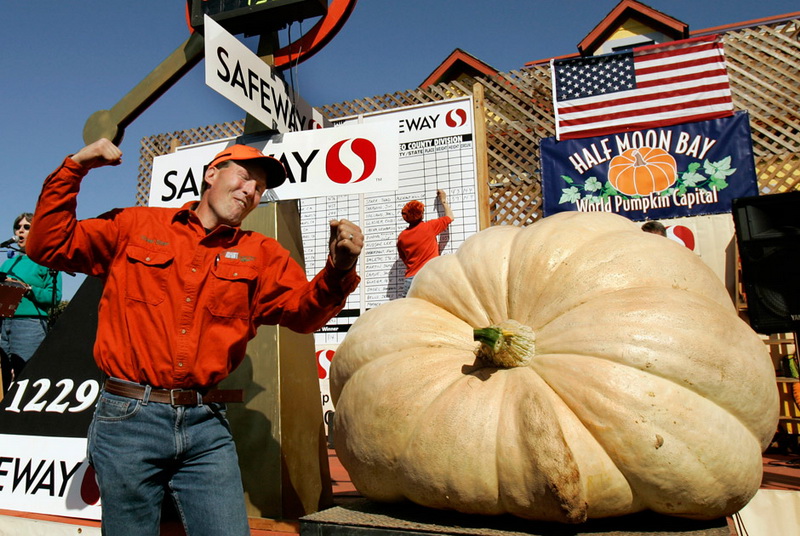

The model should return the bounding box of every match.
[4,378,99,414]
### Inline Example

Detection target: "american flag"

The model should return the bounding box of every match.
[551,34,733,140]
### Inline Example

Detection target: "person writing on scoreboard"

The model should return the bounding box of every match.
[397,188,454,297]
[26,138,363,536]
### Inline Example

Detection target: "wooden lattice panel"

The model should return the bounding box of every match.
[724,19,800,158]
[489,178,541,227]
[756,152,800,194]
[479,68,553,223]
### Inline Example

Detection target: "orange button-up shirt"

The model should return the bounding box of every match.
[27,157,360,389]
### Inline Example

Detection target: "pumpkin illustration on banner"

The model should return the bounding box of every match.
[331,211,778,523]
[608,147,677,196]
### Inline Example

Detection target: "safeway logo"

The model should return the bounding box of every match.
[316,349,335,380]
[446,108,468,128]
[81,464,100,505]
[326,138,377,184]
[667,225,696,250]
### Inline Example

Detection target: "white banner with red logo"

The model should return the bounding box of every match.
[315,346,336,437]
[0,435,101,519]
[148,121,399,208]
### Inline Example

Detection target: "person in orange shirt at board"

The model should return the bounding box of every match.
[397,189,454,297]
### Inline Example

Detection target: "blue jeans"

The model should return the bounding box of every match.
[402,276,414,297]
[0,316,47,363]
[87,385,250,536]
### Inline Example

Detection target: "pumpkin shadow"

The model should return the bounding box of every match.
[308,497,729,535]
[388,258,404,300]
[434,194,451,253]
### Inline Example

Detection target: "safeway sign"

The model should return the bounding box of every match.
[204,14,328,132]
[148,121,399,207]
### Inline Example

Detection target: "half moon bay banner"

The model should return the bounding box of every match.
[540,111,758,221]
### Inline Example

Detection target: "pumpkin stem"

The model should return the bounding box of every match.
[633,150,647,167]
[473,320,536,368]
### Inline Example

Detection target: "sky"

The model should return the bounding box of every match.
[2,0,798,300]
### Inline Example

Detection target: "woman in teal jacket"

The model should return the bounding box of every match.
[1,212,62,385]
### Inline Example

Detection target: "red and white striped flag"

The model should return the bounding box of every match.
[551,34,734,140]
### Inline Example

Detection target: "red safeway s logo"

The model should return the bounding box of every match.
[326,138,377,184]
[445,108,467,128]
[81,464,101,506]
[667,225,696,250]
[317,349,335,380]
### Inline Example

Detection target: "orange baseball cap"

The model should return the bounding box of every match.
[207,144,287,189]
[401,200,424,223]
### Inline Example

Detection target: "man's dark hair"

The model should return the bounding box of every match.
[641,221,667,237]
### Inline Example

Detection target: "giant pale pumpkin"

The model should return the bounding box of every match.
[331,211,778,523]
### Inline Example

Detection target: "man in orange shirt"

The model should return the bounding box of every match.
[27,138,363,536]
[397,189,454,297]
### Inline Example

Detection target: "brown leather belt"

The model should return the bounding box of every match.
[103,378,243,406]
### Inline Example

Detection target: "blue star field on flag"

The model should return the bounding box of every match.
[554,52,636,101]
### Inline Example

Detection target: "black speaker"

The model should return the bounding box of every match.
[732,191,800,334]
